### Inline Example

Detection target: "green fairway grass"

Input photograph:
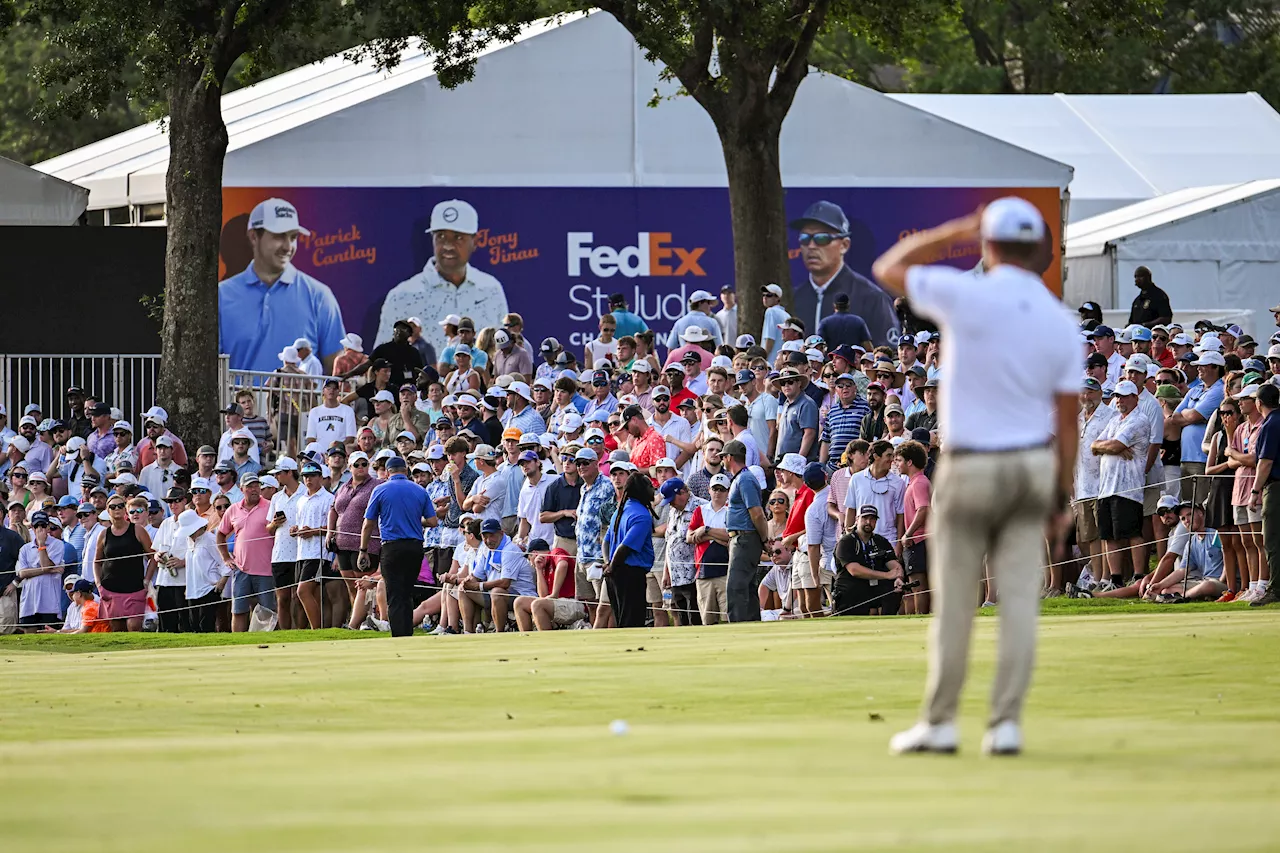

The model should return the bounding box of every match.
[2,610,1278,852]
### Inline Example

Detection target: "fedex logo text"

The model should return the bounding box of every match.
[567,232,706,278]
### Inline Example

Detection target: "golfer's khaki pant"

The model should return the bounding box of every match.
[923,447,1053,728]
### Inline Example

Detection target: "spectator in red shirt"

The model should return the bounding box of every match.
[623,405,668,479]
[514,539,588,630]
[776,453,815,547]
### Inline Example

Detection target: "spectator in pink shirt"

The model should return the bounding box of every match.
[896,440,931,615]
[215,472,277,632]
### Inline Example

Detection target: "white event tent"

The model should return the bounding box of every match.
[34,12,1071,217]
[1064,180,1280,337]
[891,92,1280,221]
[0,155,88,225]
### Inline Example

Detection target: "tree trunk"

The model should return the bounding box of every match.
[716,119,792,344]
[158,62,227,450]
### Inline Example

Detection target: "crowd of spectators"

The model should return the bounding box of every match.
[2,279,1278,634]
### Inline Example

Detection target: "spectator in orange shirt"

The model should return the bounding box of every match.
[70,579,110,633]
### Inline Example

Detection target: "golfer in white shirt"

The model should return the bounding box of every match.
[871,197,1080,757]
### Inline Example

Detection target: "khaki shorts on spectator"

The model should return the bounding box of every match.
[1142,476,1163,517]
[1234,504,1263,525]
[590,577,611,607]
[696,575,728,625]
[790,552,818,590]
[554,535,578,557]
[461,589,492,610]
[645,570,664,605]
[577,561,602,602]
[551,598,588,627]
[1073,498,1100,544]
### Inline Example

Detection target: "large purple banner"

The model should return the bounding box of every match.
[221,186,1060,371]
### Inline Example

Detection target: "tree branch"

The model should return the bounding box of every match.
[769,0,828,112]
[217,0,296,83]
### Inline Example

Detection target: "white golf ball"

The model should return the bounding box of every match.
[609,719,630,736]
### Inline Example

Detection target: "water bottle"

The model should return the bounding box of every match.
[662,588,673,610]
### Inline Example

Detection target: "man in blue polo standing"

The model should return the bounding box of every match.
[360,456,437,636]
[722,439,769,621]
[219,198,346,373]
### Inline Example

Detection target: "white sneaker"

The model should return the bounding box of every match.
[371,617,390,632]
[1237,587,1257,603]
[982,721,1022,756]
[889,722,959,755]
[429,623,449,635]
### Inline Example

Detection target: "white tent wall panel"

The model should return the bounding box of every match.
[1063,253,1112,311]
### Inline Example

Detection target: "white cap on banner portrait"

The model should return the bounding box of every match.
[428,200,479,235]
[439,313,462,328]
[248,198,311,236]
[980,197,1044,243]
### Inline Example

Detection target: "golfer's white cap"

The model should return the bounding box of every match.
[980,197,1044,244]
[248,198,310,236]
[428,200,478,235]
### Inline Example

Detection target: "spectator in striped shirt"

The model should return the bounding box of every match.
[820,372,870,473]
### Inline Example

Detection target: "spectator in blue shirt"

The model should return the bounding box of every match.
[1249,383,1279,606]
[723,440,768,622]
[361,457,437,636]
[608,293,649,340]
[603,472,657,628]
[816,293,874,351]
[218,199,346,374]
[1169,352,1227,508]
[472,520,538,631]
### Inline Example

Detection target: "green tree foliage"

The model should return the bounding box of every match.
[812,0,1280,110]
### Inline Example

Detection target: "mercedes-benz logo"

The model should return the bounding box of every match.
[442,207,458,222]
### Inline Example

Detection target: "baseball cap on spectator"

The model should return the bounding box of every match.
[1114,380,1140,397]
[1082,377,1102,392]
[554,352,575,368]
[72,579,96,596]
[1128,325,1153,342]
[494,330,512,349]
[688,289,715,305]
[676,398,697,410]
[655,458,678,472]
[858,504,880,518]
[212,459,235,474]
[680,351,701,364]
[1115,328,1132,344]
[112,420,133,435]
[64,436,87,453]
[142,405,169,423]
[778,318,805,334]
[249,198,310,235]
[916,332,934,347]
[1169,333,1194,347]
[1080,301,1101,315]
[109,472,136,485]
[1124,355,1151,373]
[507,381,532,401]
[300,462,323,476]
[539,337,561,356]
[1224,323,1243,337]
[885,403,904,415]
[585,411,609,424]
[980,196,1045,242]
[218,402,243,417]
[23,403,40,416]
[1093,324,1115,339]
[87,402,111,417]
[63,574,81,590]
[163,487,188,503]
[517,449,540,465]
[573,447,598,463]
[77,501,97,514]
[480,518,503,534]
[761,283,784,298]
[1235,384,1261,399]
[150,434,174,450]
[592,370,610,386]
[517,433,540,449]
[650,386,672,400]
[734,369,754,386]
[610,459,637,474]
[410,462,431,475]
[467,444,498,462]
[371,390,395,404]
[735,334,757,348]
[779,340,805,355]
[709,472,731,490]
[805,348,824,363]
[453,344,473,360]
[710,355,734,370]
[1085,352,1108,370]
[56,495,78,508]
[802,462,827,490]
[230,428,254,443]
[558,413,584,433]
[1195,351,1226,367]
[778,453,807,475]
[659,478,687,501]
[1155,495,1180,512]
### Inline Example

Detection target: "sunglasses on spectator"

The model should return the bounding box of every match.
[587,437,604,444]
[127,508,146,515]
[770,549,786,557]
[798,233,847,247]
[560,455,576,463]
[214,501,231,510]
[768,498,787,505]
[351,461,370,468]
[107,502,126,510]
[11,472,27,478]
[1220,409,1238,416]
[77,511,93,517]
[32,521,49,529]
[607,421,621,428]
[780,378,799,386]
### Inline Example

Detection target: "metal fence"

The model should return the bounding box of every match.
[0,354,230,427]
[227,368,346,459]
